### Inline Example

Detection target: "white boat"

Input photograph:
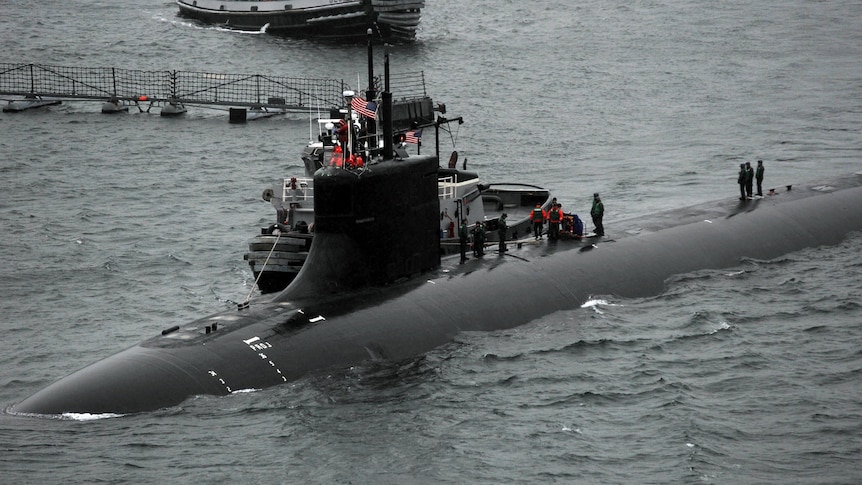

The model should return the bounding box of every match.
[245,117,554,294]
[176,0,424,42]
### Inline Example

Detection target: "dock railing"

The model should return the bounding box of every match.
[0,63,428,111]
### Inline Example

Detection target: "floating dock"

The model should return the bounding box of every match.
[0,63,428,120]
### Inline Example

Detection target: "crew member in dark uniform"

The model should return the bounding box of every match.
[755,160,765,197]
[744,161,754,199]
[472,221,485,257]
[459,218,469,263]
[497,213,508,253]
[591,193,604,237]
[738,163,747,200]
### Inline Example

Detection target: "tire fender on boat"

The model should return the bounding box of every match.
[262,187,274,202]
[448,150,458,168]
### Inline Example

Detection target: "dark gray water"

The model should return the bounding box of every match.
[2,0,861,483]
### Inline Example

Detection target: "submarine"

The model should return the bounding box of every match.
[14,170,862,415]
[12,58,862,416]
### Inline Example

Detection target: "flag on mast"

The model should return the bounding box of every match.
[405,128,422,144]
[351,97,377,119]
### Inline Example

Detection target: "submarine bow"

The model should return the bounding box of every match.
[13,169,862,415]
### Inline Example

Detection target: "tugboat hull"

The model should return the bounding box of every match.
[176,0,424,42]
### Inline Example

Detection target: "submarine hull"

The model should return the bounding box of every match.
[13,168,862,415]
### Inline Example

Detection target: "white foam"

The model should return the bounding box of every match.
[61,412,124,421]
[230,388,260,394]
[580,299,608,308]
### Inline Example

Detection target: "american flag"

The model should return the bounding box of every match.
[405,128,422,144]
[351,97,377,119]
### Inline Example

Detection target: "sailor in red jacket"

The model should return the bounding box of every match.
[531,204,546,240]
[548,203,563,240]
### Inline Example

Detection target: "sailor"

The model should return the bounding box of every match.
[531,203,546,240]
[744,161,755,199]
[472,221,485,257]
[458,218,469,263]
[572,213,584,237]
[738,163,747,200]
[497,213,508,253]
[755,160,765,197]
[562,213,573,236]
[329,145,344,168]
[548,204,563,240]
[591,193,605,237]
[336,119,349,146]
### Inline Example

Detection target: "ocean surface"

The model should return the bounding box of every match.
[2,0,861,483]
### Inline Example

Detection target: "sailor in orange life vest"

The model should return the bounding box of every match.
[329,145,344,167]
[336,119,349,146]
[547,203,563,240]
[531,203,547,240]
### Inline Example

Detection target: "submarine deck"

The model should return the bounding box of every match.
[438,172,862,273]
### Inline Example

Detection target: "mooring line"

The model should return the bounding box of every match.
[241,230,282,308]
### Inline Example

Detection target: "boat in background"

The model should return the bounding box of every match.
[176,0,424,42]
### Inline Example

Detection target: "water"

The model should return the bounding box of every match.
[2,0,861,482]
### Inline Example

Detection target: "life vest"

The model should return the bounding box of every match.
[549,208,561,223]
[329,146,344,167]
[531,208,544,222]
[329,153,343,167]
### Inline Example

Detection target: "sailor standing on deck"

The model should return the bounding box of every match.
[591,193,605,237]
[472,221,486,257]
[744,161,755,199]
[531,204,546,240]
[459,218,469,263]
[755,160,765,197]
[548,204,563,240]
[498,213,508,253]
[738,163,747,200]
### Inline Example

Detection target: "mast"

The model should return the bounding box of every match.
[382,48,393,160]
[366,28,378,156]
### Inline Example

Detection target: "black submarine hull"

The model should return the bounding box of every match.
[13,164,862,415]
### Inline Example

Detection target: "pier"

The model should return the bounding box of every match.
[0,63,428,119]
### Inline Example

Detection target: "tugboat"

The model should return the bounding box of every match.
[245,110,553,294]
[176,0,424,43]
[242,31,553,294]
